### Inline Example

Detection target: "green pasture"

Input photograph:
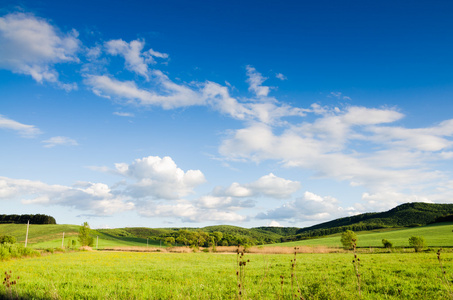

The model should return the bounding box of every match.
[276,222,453,248]
[0,224,163,249]
[2,251,453,299]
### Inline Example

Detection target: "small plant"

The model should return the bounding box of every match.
[352,239,362,298]
[382,239,393,249]
[437,248,453,299]
[3,270,19,299]
[409,236,426,252]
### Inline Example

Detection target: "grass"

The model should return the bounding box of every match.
[1,251,453,299]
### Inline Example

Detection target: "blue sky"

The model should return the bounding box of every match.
[1,0,453,228]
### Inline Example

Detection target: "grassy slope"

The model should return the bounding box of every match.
[274,222,453,248]
[0,224,162,249]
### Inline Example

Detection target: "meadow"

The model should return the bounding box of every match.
[2,250,453,299]
[2,223,453,299]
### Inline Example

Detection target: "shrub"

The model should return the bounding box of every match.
[382,239,393,248]
[409,236,426,252]
[0,235,16,244]
[340,230,357,250]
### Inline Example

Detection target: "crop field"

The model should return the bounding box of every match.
[2,250,453,299]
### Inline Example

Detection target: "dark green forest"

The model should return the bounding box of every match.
[0,214,56,224]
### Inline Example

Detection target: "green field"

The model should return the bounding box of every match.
[2,251,453,299]
[275,222,453,248]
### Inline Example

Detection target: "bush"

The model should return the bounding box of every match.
[409,236,426,252]
[382,239,393,248]
[340,230,357,250]
[0,235,16,244]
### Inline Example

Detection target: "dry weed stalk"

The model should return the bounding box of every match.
[437,248,453,299]
[236,245,249,299]
[3,270,19,299]
[352,239,362,298]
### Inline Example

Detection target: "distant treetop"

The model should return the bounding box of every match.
[0,214,56,224]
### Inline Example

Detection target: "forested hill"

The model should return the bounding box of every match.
[298,202,453,231]
[262,202,453,242]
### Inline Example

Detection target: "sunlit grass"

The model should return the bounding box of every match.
[1,251,453,299]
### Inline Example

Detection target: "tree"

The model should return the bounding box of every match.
[340,230,357,250]
[409,236,426,252]
[164,237,175,247]
[78,222,94,247]
[382,239,393,248]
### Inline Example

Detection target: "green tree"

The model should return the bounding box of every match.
[382,239,393,248]
[78,222,94,247]
[409,236,426,252]
[164,237,175,247]
[340,230,357,250]
[210,231,223,246]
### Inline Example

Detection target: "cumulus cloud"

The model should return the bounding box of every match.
[214,173,301,199]
[137,200,247,223]
[114,156,206,200]
[0,177,134,215]
[42,136,78,148]
[0,12,80,89]
[0,115,41,137]
[220,105,453,208]
[256,191,356,222]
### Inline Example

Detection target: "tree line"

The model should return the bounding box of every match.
[0,214,56,224]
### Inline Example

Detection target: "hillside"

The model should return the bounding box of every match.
[2,202,453,247]
[273,202,453,242]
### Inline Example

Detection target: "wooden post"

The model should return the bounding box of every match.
[25,220,30,248]
[62,232,65,248]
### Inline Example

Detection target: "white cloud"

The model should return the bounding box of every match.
[0,177,134,215]
[246,65,270,97]
[0,13,79,89]
[114,156,206,200]
[220,105,453,204]
[137,200,247,223]
[105,39,168,79]
[275,73,287,81]
[84,73,204,109]
[268,220,282,227]
[42,136,78,148]
[257,191,356,222]
[214,173,301,199]
[0,115,41,137]
[113,112,135,117]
